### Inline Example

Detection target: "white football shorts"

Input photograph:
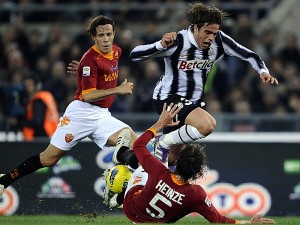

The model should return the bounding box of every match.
[125,166,148,196]
[50,100,129,151]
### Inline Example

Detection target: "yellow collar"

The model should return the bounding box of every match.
[92,45,114,60]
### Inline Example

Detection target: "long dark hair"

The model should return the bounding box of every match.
[173,144,207,183]
[185,3,228,29]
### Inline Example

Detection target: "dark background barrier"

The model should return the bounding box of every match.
[0,141,299,216]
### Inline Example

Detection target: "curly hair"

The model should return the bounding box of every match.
[173,144,207,183]
[87,15,115,37]
[185,3,228,28]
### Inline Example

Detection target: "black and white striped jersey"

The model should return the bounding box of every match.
[130,28,269,106]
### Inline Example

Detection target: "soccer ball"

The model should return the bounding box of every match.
[105,165,132,193]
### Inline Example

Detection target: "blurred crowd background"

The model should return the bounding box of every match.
[0,0,299,134]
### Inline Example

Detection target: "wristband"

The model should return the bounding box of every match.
[147,128,157,137]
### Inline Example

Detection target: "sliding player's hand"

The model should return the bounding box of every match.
[152,103,182,132]
[249,214,276,224]
[238,214,276,224]
[163,103,182,127]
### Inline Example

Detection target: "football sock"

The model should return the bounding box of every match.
[117,189,125,205]
[117,147,138,169]
[0,155,43,188]
[160,125,205,147]
[125,151,139,169]
[116,146,129,163]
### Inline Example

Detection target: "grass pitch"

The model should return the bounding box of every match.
[0,215,300,225]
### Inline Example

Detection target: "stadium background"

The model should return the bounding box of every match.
[0,0,299,218]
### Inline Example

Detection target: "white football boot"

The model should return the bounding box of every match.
[0,174,5,196]
[102,169,122,209]
[108,193,121,209]
[112,128,131,164]
[153,134,170,167]
[103,169,112,206]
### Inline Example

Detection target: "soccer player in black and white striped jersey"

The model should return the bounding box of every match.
[130,3,279,165]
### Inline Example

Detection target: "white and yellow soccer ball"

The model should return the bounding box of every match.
[106,165,132,193]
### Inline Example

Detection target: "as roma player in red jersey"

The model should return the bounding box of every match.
[74,38,123,108]
[0,16,137,197]
[105,103,275,224]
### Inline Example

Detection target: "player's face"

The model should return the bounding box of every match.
[193,23,220,49]
[93,24,115,54]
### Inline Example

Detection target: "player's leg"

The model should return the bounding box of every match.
[112,148,139,169]
[106,126,137,150]
[40,144,66,166]
[103,175,127,209]
[0,100,92,196]
[108,128,137,165]
[159,107,216,147]
[93,114,138,166]
[152,95,216,164]
[110,128,139,169]
[152,134,171,166]
[0,144,65,196]
[103,169,117,207]
[0,175,4,196]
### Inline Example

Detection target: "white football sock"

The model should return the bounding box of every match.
[160,125,205,147]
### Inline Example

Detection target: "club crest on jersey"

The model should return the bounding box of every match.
[83,66,90,76]
[178,59,214,71]
[114,51,119,59]
[111,63,118,71]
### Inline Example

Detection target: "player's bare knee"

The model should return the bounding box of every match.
[199,118,216,136]
[210,117,217,131]
[207,118,216,134]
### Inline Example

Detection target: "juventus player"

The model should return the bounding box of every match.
[129,2,279,165]
[105,103,275,224]
[0,15,136,196]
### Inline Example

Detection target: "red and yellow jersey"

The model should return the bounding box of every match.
[123,130,236,224]
[74,44,122,108]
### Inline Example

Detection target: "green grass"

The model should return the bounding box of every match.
[0,215,300,225]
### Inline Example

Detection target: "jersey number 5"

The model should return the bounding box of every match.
[146,193,172,219]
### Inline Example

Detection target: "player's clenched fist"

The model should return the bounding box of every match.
[161,32,177,48]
